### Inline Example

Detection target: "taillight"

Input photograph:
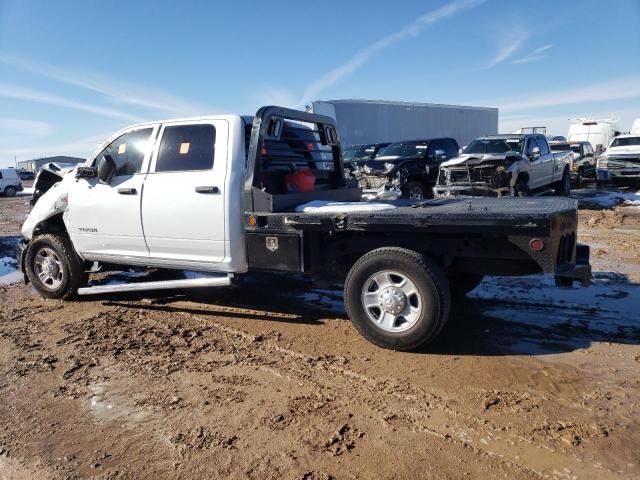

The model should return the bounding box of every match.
[529,238,545,252]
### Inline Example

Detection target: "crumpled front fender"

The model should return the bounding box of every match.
[21,175,73,240]
[506,159,531,188]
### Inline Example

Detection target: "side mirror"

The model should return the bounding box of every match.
[530,146,541,160]
[96,155,116,184]
[434,149,447,161]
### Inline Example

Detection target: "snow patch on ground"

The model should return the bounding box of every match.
[0,256,21,285]
[295,200,396,213]
[17,187,34,196]
[469,273,640,353]
[570,189,640,208]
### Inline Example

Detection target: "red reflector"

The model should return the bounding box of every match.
[306,142,314,152]
[529,238,545,252]
[261,145,267,156]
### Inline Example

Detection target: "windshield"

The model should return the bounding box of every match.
[610,137,640,148]
[343,145,376,162]
[550,143,581,154]
[463,138,524,155]
[376,141,429,160]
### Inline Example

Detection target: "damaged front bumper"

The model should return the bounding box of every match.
[434,164,513,198]
[433,183,511,197]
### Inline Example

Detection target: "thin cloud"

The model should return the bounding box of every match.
[0,83,141,121]
[486,28,529,68]
[0,118,53,136]
[294,0,486,107]
[0,132,110,161]
[0,53,205,116]
[494,76,640,112]
[511,44,552,64]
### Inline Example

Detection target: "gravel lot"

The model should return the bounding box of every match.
[1,186,639,479]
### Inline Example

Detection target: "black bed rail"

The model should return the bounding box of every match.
[243,106,360,213]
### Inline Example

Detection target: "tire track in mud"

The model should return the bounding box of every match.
[1,287,637,478]
[156,306,624,480]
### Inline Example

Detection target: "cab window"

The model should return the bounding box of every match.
[156,124,216,172]
[95,128,154,177]
[537,137,550,155]
[526,137,540,156]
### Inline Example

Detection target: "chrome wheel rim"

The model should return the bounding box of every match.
[361,270,422,332]
[34,247,64,290]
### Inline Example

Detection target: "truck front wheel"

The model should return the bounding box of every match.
[344,247,450,351]
[402,181,428,200]
[25,234,87,299]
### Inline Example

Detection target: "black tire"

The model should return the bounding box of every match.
[449,273,484,297]
[515,176,530,197]
[573,168,583,188]
[555,168,571,196]
[4,186,17,197]
[25,234,87,299]
[344,247,451,351]
[402,181,428,200]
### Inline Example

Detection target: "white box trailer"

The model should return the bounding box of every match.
[311,99,498,148]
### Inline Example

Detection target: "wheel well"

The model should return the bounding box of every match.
[34,213,68,237]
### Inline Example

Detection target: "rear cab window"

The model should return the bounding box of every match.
[155,124,216,172]
[537,136,550,155]
[256,120,339,193]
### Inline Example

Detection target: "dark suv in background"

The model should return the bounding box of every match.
[350,137,459,199]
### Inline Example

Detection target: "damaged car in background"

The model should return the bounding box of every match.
[349,137,459,199]
[434,134,572,198]
[596,134,640,188]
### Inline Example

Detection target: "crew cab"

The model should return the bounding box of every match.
[596,134,640,187]
[17,107,590,351]
[549,140,597,186]
[434,134,572,198]
[350,138,459,199]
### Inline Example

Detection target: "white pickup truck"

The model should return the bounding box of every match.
[433,134,572,197]
[17,107,591,351]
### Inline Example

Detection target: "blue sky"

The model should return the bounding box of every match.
[1,0,639,166]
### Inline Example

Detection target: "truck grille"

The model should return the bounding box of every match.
[556,233,576,266]
[358,175,389,189]
[447,167,510,188]
[606,156,640,169]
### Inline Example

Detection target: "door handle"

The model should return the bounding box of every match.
[117,187,137,195]
[195,186,220,194]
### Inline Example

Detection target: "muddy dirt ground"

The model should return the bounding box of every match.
[1,186,639,479]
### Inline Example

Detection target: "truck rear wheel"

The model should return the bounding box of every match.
[344,247,450,351]
[4,186,17,197]
[25,234,87,299]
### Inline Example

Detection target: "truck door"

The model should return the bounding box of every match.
[141,120,228,265]
[67,125,159,259]
[525,137,551,189]
[536,136,556,186]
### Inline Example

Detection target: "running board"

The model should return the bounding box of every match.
[77,275,232,296]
